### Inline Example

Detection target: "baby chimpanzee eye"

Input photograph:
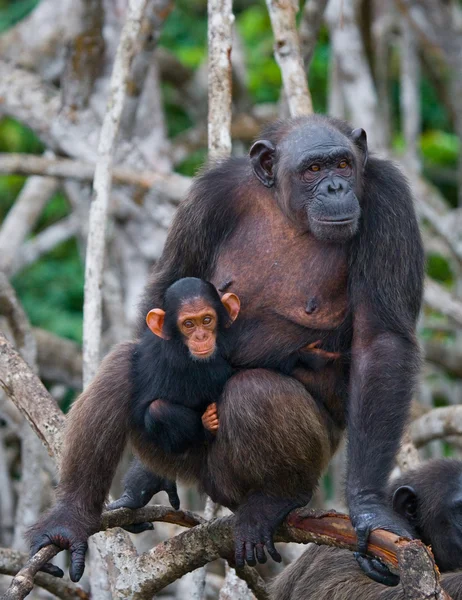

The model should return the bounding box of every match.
[203,316,212,325]
[183,320,194,328]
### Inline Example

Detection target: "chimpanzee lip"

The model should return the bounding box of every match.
[314,216,356,225]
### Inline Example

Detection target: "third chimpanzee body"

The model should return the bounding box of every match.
[30,115,424,585]
[131,277,239,454]
[270,460,462,599]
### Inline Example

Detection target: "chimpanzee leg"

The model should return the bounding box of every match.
[204,369,338,566]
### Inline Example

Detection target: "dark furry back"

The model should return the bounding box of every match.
[269,545,462,600]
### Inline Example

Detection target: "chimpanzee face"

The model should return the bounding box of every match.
[250,120,368,243]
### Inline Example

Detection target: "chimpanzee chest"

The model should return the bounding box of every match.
[211,205,349,362]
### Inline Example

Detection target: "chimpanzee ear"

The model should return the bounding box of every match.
[146,309,169,339]
[392,485,418,522]
[250,140,276,188]
[221,292,241,326]
[351,128,368,170]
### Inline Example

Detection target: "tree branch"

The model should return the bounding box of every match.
[266,0,313,116]
[83,0,150,385]
[411,406,462,448]
[0,331,64,459]
[0,547,88,600]
[207,0,235,159]
[0,153,191,202]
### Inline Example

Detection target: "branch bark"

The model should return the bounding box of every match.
[0,153,191,202]
[0,331,64,459]
[411,406,462,448]
[266,0,313,116]
[207,0,235,159]
[83,0,150,385]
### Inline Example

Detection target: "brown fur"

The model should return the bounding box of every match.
[269,546,462,600]
[131,369,335,509]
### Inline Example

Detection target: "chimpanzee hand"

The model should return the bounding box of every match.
[350,498,414,586]
[29,504,95,582]
[107,459,180,533]
[202,403,219,434]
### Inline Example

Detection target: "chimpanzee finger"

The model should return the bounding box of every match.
[69,541,88,583]
[355,523,371,556]
[354,553,400,587]
[255,543,267,564]
[165,481,180,510]
[245,541,256,566]
[235,542,246,569]
[124,522,154,534]
[40,563,64,578]
[264,536,282,563]
[107,494,138,511]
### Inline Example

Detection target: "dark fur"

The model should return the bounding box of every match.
[132,278,233,454]
[29,115,424,580]
[270,460,462,600]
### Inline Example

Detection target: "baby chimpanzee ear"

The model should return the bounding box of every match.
[221,293,240,326]
[392,485,418,523]
[146,309,169,339]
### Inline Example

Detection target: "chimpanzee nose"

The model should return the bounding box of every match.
[327,178,345,193]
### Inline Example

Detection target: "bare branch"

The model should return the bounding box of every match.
[207,0,235,159]
[0,176,59,275]
[13,215,80,274]
[411,406,462,448]
[423,339,462,379]
[83,0,151,385]
[61,0,105,110]
[0,274,36,367]
[0,153,191,202]
[400,22,421,172]
[34,328,83,390]
[0,331,64,459]
[299,0,329,70]
[325,0,384,149]
[424,278,462,327]
[0,547,88,600]
[266,0,313,116]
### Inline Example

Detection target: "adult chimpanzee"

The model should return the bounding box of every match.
[132,277,239,454]
[29,115,424,584]
[270,459,462,600]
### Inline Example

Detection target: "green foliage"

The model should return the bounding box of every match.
[426,253,453,286]
[0,0,39,33]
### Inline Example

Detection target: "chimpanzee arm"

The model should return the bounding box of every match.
[346,158,424,582]
[145,400,205,454]
[28,342,134,582]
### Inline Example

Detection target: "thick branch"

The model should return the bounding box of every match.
[299,0,329,70]
[266,0,313,116]
[83,0,150,385]
[411,406,462,448]
[207,0,234,159]
[34,328,83,389]
[0,153,191,202]
[0,331,64,459]
[0,547,87,600]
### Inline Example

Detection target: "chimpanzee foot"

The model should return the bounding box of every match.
[234,493,307,568]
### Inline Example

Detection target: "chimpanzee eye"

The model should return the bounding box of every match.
[309,164,320,172]
[183,320,194,329]
[203,316,212,325]
[338,160,348,169]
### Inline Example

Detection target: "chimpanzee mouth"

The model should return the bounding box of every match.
[314,216,356,225]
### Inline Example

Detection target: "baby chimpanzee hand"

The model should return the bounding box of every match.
[202,403,219,434]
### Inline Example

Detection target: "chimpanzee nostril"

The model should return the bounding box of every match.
[327,179,345,194]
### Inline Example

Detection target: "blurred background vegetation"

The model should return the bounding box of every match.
[0,0,458,345]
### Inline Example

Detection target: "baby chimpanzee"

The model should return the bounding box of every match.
[131,277,240,454]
